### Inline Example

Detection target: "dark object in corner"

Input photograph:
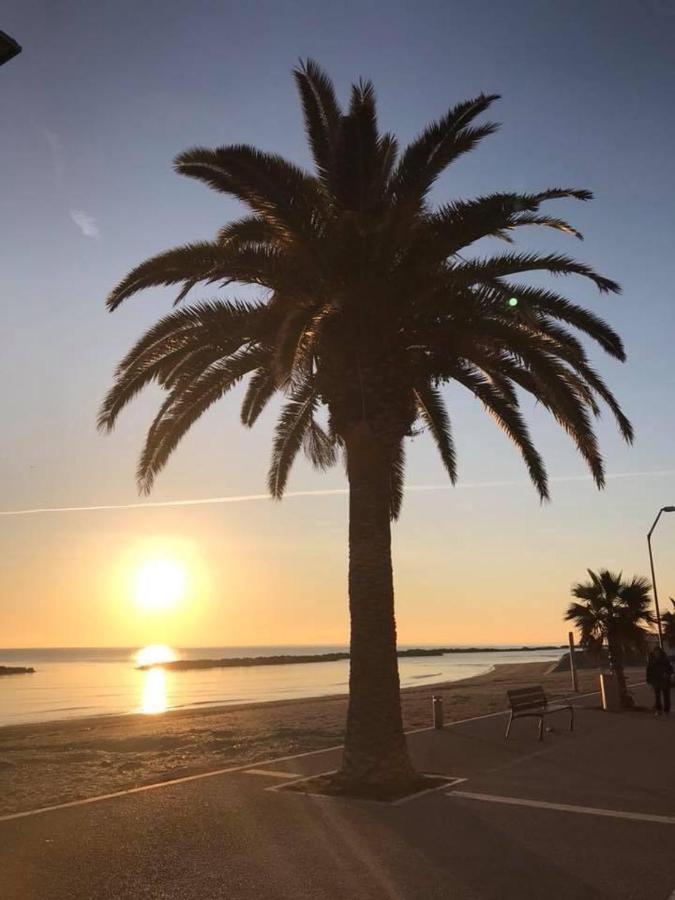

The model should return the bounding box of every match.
[0,30,22,66]
[0,666,35,676]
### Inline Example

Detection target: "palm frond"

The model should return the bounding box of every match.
[390,94,500,209]
[388,440,405,520]
[241,367,278,427]
[107,242,288,310]
[293,58,342,183]
[98,301,264,430]
[425,189,587,258]
[137,348,265,493]
[268,380,318,498]
[107,242,227,310]
[451,364,549,500]
[331,78,381,211]
[494,282,625,360]
[174,145,321,241]
[449,252,620,294]
[217,215,280,247]
[414,383,457,483]
[303,418,338,470]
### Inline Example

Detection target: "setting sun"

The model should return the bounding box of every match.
[134,559,187,612]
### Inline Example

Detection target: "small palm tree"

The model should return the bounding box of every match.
[566,570,653,707]
[102,61,632,794]
[663,599,675,648]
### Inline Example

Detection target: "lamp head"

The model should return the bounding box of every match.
[0,31,21,66]
[663,506,675,513]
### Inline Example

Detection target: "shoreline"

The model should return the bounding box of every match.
[0,660,644,817]
[137,645,567,671]
[0,649,566,731]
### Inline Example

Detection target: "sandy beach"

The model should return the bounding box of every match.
[0,661,643,816]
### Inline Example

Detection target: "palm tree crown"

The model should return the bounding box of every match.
[566,569,652,708]
[663,599,675,647]
[566,569,654,652]
[101,60,632,510]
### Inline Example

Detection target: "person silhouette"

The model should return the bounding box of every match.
[646,647,673,716]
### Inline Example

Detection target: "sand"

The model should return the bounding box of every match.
[0,661,643,816]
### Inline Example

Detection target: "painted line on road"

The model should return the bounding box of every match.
[265,769,338,795]
[266,771,467,807]
[392,776,467,806]
[244,769,303,778]
[0,681,644,824]
[448,791,675,825]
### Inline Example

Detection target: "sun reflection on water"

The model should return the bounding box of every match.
[135,645,177,715]
[140,668,169,714]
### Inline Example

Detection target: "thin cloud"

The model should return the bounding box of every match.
[1,470,674,518]
[70,209,100,239]
[43,129,65,191]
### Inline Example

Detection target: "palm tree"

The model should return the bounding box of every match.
[566,570,652,707]
[663,599,675,648]
[101,61,632,795]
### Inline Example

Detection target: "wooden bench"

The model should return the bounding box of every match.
[505,686,574,741]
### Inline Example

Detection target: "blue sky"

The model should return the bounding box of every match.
[1,0,674,646]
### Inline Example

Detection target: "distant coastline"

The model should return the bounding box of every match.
[137,645,566,671]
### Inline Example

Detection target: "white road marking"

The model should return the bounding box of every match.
[392,776,467,806]
[266,771,466,806]
[448,791,675,825]
[0,681,645,824]
[244,769,302,778]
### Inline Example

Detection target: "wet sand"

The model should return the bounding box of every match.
[0,661,642,816]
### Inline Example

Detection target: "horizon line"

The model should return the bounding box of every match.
[1,468,673,517]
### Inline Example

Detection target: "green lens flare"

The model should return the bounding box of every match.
[507,297,519,307]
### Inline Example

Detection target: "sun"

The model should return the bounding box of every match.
[134,558,187,612]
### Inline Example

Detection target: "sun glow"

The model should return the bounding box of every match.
[134,558,187,612]
[135,644,177,668]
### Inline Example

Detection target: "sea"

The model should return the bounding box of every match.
[0,645,565,727]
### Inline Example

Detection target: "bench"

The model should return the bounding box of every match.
[505,686,574,741]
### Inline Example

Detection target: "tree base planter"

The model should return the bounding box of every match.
[278,771,454,803]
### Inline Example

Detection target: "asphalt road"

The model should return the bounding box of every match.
[2,685,674,899]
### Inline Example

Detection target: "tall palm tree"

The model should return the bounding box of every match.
[566,569,652,707]
[101,61,632,794]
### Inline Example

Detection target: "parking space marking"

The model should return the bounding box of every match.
[448,791,675,825]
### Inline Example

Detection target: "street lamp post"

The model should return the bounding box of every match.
[647,506,675,648]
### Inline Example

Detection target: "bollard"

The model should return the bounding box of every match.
[600,673,620,711]
[568,631,579,693]
[432,695,444,729]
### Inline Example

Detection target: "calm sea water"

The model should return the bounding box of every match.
[0,645,564,727]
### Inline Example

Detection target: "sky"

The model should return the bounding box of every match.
[1,0,674,648]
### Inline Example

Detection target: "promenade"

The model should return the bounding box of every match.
[2,683,674,899]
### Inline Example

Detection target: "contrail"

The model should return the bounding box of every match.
[1,469,673,518]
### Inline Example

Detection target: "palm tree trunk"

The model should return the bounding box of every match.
[335,423,417,791]
[607,627,632,708]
